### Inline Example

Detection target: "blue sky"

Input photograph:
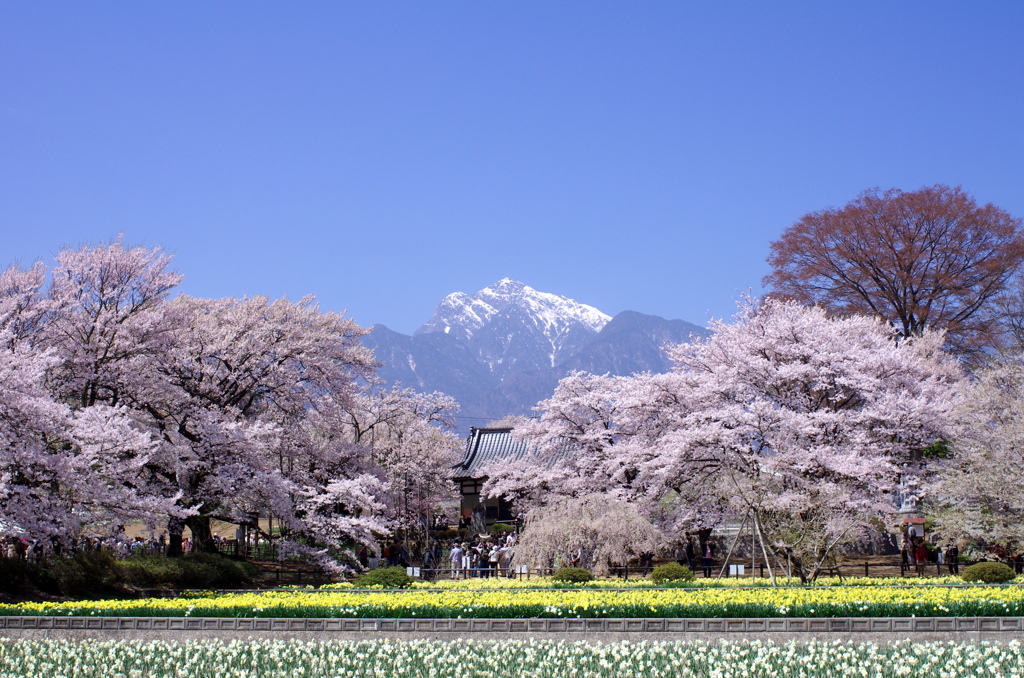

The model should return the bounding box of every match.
[2,3,1022,334]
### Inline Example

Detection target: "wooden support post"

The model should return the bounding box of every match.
[752,513,776,585]
[716,511,750,581]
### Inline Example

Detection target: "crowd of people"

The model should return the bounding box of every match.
[901,535,960,575]
[356,532,519,578]
[0,531,257,563]
[4,536,37,562]
[448,532,518,577]
[2,533,170,562]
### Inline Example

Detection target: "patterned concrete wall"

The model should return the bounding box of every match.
[4,615,1024,642]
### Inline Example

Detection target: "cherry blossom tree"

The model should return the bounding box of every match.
[496,299,962,581]
[140,294,379,555]
[490,373,669,495]
[268,383,460,567]
[335,385,461,539]
[0,319,79,542]
[482,372,642,506]
[483,371,729,537]
[29,241,394,557]
[1,238,474,564]
[930,356,1024,552]
[0,262,175,545]
[43,237,183,411]
[26,240,205,551]
[650,300,961,580]
[4,241,385,557]
[513,494,662,576]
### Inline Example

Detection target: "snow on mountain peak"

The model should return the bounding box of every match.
[416,279,612,349]
[420,291,498,340]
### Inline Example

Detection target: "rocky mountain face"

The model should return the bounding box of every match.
[364,279,708,433]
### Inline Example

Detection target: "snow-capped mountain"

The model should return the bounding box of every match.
[417,279,611,376]
[364,280,708,433]
[420,278,610,338]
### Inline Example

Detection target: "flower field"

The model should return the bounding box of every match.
[4,584,1024,619]
[2,638,1024,678]
[388,575,980,590]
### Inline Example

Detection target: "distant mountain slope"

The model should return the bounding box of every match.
[363,280,708,433]
[563,310,707,375]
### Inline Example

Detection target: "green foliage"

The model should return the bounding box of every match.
[920,440,952,459]
[0,557,37,594]
[962,561,1018,584]
[650,562,695,584]
[0,550,125,597]
[551,567,594,583]
[354,566,414,588]
[44,556,88,596]
[1,551,258,598]
[118,557,184,587]
[489,523,515,535]
[186,552,259,587]
[42,550,122,596]
[119,553,257,589]
[77,550,121,583]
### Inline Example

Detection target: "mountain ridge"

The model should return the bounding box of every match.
[364,280,708,433]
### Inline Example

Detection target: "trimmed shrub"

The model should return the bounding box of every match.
[650,562,696,584]
[962,561,1017,584]
[0,557,37,594]
[3,550,259,598]
[119,556,185,587]
[76,549,120,579]
[43,550,121,596]
[354,566,414,588]
[489,523,515,535]
[40,557,85,595]
[184,552,259,587]
[119,553,258,589]
[552,567,594,583]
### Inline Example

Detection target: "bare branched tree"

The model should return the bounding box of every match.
[765,185,1024,356]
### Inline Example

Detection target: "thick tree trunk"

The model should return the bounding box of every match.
[166,516,184,558]
[187,515,218,553]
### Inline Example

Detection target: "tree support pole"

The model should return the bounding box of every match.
[716,511,750,581]
[753,513,777,586]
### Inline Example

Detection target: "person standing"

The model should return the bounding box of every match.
[946,544,959,574]
[489,544,501,576]
[449,542,463,579]
[685,536,695,570]
[702,540,714,578]
[915,541,928,576]
[498,545,509,576]
[471,544,483,577]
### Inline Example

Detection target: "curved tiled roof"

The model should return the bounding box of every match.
[452,427,576,480]
[452,428,528,480]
